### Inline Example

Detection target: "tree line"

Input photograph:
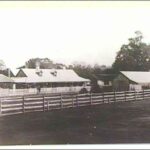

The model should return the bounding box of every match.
[18,31,150,74]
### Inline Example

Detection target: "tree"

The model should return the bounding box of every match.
[19,58,67,69]
[0,68,14,77]
[70,62,109,93]
[113,31,150,72]
[0,60,7,70]
[25,58,53,69]
[70,62,95,81]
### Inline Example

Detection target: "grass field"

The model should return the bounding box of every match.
[0,99,150,145]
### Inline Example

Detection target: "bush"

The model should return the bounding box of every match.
[79,88,88,94]
[90,83,102,93]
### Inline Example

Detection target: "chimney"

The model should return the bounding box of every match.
[8,68,11,77]
[62,66,66,70]
[36,61,40,72]
[35,61,43,76]
[25,62,27,68]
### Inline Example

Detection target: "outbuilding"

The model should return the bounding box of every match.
[113,71,150,91]
[94,74,116,92]
[0,74,14,88]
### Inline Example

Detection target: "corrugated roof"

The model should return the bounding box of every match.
[0,74,14,83]
[11,77,27,83]
[121,71,150,84]
[95,74,117,81]
[12,69,90,83]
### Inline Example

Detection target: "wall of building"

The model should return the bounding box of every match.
[97,80,104,87]
[112,73,130,91]
[0,83,13,89]
[15,82,85,89]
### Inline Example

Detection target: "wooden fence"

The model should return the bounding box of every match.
[0,89,150,116]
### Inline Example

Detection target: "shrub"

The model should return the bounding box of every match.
[79,88,88,94]
[90,83,102,93]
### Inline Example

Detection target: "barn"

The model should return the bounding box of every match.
[11,68,90,93]
[113,71,150,91]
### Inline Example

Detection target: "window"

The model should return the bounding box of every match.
[104,81,109,85]
[50,71,57,77]
[36,70,43,76]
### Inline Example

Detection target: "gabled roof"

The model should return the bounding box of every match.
[94,74,116,81]
[11,68,19,76]
[0,74,14,83]
[13,69,90,83]
[120,71,150,84]
[0,69,15,77]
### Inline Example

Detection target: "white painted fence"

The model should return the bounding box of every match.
[0,86,91,96]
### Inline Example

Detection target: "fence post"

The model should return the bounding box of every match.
[114,91,116,103]
[22,96,25,113]
[76,94,79,107]
[43,95,45,112]
[0,98,2,115]
[124,91,126,101]
[47,98,49,111]
[90,93,92,105]
[143,89,145,100]
[103,92,105,104]
[72,95,74,108]
[134,90,136,101]
[60,93,63,109]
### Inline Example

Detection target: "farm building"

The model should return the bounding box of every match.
[96,74,116,87]
[113,71,150,91]
[95,74,116,92]
[0,74,14,88]
[11,68,90,93]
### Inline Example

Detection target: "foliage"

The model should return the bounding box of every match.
[0,60,14,77]
[113,31,150,72]
[90,81,102,93]
[70,63,110,93]
[79,88,88,94]
[25,58,53,69]
[70,63,96,81]
[0,69,14,77]
[20,58,66,69]
[0,60,7,70]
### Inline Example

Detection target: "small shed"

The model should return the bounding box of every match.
[113,71,150,91]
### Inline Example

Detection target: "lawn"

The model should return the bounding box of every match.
[0,99,150,145]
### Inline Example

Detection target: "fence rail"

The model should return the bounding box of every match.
[0,89,150,116]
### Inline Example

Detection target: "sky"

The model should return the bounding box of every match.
[1,1,150,69]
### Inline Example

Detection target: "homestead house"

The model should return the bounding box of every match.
[11,68,90,93]
[113,71,150,91]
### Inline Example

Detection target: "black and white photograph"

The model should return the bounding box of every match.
[0,1,150,149]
